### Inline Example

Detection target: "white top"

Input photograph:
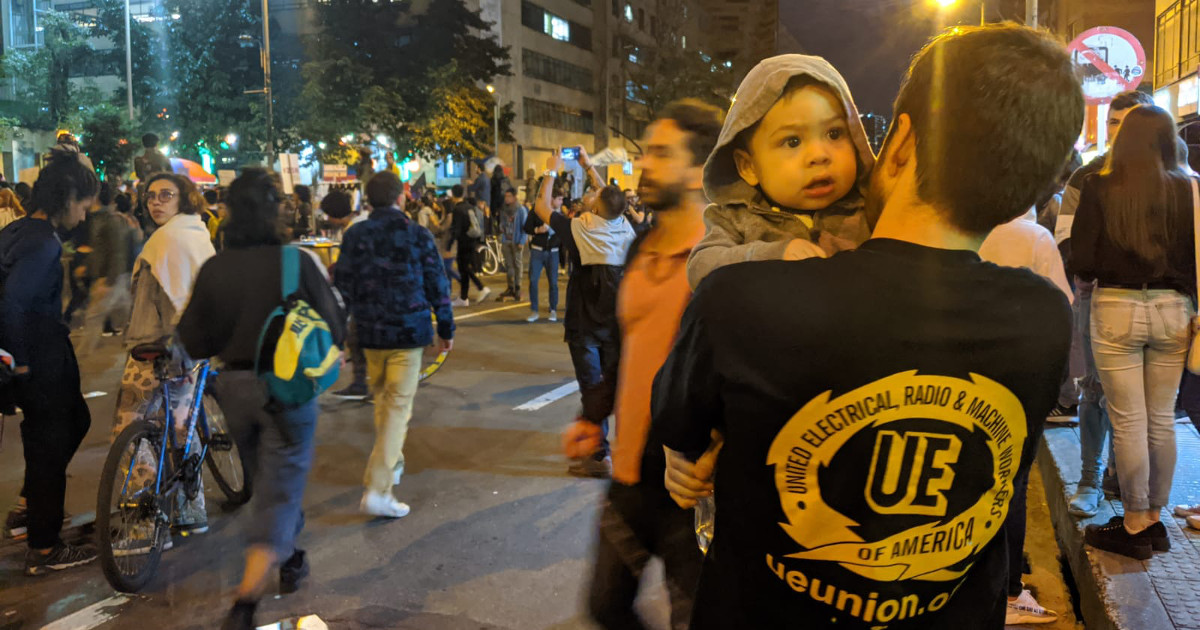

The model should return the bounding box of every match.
[979,208,1073,303]
[571,212,636,266]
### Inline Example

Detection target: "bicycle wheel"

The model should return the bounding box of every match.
[200,391,251,507]
[97,420,170,593]
[481,243,500,276]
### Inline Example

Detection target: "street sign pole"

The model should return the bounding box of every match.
[124,0,133,121]
[1026,0,1037,28]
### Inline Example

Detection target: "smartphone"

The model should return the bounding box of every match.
[561,147,580,161]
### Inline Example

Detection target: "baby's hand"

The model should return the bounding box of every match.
[817,231,858,257]
[783,239,826,261]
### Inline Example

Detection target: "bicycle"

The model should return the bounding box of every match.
[96,342,250,592]
[479,235,504,276]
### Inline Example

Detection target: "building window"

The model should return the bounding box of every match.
[524,97,595,134]
[625,80,648,104]
[681,34,687,49]
[521,1,592,50]
[1154,0,1199,86]
[546,13,570,41]
[523,48,594,93]
[624,3,634,23]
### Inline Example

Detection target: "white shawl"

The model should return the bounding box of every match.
[137,213,215,314]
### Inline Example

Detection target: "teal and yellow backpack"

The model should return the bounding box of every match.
[255,246,340,407]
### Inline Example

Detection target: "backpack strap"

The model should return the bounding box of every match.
[282,245,300,300]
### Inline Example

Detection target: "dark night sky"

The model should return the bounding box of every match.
[779,0,1025,116]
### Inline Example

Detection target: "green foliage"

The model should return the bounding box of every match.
[0,10,92,130]
[90,0,163,124]
[299,0,511,161]
[80,103,137,179]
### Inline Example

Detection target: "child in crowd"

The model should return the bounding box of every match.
[687,54,876,288]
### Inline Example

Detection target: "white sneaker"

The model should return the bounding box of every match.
[527,313,539,323]
[477,287,492,303]
[548,311,558,322]
[451,297,469,308]
[1173,504,1200,517]
[361,491,410,519]
[1188,514,1200,530]
[1005,590,1057,625]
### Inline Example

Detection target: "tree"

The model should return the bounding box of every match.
[80,104,137,179]
[300,0,512,161]
[0,10,92,130]
[619,0,734,122]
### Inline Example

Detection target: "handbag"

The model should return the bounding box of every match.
[1187,177,1200,374]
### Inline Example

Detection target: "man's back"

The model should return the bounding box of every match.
[334,207,454,350]
[652,239,1071,629]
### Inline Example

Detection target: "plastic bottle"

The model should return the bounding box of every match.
[695,495,715,553]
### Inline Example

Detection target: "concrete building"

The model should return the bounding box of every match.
[1153,0,1200,127]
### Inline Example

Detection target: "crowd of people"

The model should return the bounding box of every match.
[2,19,1200,630]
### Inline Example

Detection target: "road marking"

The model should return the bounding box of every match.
[514,381,579,411]
[41,595,129,630]
[456,302,530,321]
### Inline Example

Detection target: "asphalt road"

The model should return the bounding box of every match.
[0,273,1077,630]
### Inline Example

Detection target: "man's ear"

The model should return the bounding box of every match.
[886,113,916,177]
[733,148,759,187]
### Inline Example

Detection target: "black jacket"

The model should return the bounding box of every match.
[523,209,562,250]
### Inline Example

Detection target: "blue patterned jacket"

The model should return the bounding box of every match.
[334,206,455,349]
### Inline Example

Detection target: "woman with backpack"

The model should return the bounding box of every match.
[114,172,216,537]
[178,169,345,630]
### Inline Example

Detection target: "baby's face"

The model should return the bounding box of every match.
[736,85,858,212]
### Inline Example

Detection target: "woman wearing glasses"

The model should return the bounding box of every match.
[114,172,216,537]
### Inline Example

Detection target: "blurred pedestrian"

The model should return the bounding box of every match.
[448,187,490,306]
[178,168,346,630]
[524,183,563,322]
[76,182,134,358]
[497,189,527,302]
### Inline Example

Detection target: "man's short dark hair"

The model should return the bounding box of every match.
[320,189,352,219]
[1111,90,1153,113]
[203,189,219,205]
[32,153,99,220]
[658,99,725,166]
[597,185,627,219]
[451,184,464,198]
[141,133,159,149]
[294,184,311,204]
[891,24,1084,235]
[97,181,114,206]
[366,170,402,208]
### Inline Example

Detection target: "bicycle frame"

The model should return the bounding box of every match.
[116,359,217,501]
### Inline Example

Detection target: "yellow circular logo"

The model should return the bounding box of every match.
[766,371,1026,583]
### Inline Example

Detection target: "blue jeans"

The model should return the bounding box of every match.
[568,339,619,452]
[218,371,318,560]
[529,248,559,313]
[442,256,460,282]
[1090,288,1193,511]
[1077,283,1111,487]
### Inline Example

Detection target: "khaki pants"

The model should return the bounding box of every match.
[363,347,424,493]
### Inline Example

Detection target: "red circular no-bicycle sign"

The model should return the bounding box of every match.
[1068,26,1146,105]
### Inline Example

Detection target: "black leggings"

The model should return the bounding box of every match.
[456,239,483,300]
[18,324,91,549]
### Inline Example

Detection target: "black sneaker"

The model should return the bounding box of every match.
[1084,518,1152,560]
[330,383,369,400]
[220,600,258,630]
[24,542,98,576]
[1045,403,1078,425]
[279,549,309,594]
[5,506,27,539]
[1099,515,1171,552]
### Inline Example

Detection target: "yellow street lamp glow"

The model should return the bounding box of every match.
[936,0,957,6]
[486,84,495,94]
[225,133,238,145]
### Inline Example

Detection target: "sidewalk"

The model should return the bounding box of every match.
[1040,420,1200,630]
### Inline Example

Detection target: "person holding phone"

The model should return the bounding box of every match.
[531,146,635,478]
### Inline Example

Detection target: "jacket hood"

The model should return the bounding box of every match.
[704,54,876,213]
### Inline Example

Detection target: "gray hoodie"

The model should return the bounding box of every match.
[687,54,877,289]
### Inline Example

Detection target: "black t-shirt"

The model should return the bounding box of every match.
[650,239,1070,630]
[550,211,624,344]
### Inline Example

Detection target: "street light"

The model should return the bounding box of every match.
[124,0,133,121]
[486,84,498,159]
[932,0,985,25]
